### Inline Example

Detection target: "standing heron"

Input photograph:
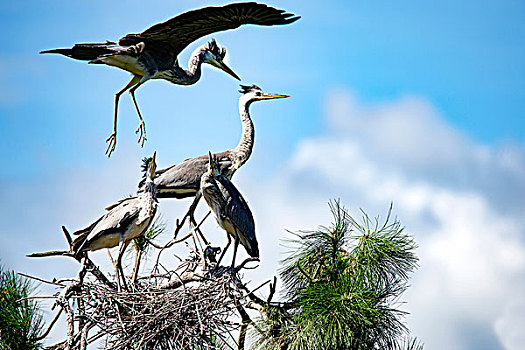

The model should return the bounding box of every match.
[69,152,158,290]
[139,84,288,224]
[40,3,299,156]
[201,152,258,268]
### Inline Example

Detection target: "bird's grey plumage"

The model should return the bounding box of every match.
[72,197,152,255]
[72,155,158,257]
[139,84,288,198]
[151,151,234,198]
[40,3,299,156]
[201,153,258,262]
[117,3,300,53]
[69,153,158,290]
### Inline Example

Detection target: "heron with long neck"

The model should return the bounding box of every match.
[40,3,299,156]
[139,85,288,226]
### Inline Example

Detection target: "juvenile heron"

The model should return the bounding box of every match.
[70,152,158,290]
[40,3,299,156]
[201,152,258,268]
[139,85,288,223]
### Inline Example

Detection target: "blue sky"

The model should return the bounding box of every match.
[1,1,524,349]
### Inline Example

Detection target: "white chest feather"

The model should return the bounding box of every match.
[100,55,147,76]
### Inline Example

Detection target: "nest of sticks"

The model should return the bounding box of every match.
[26,213,275,350]
[78,271,239,349]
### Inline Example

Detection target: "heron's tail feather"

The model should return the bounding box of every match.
[40,42,118,61]
[71,232,90,259]
[242,237,259,258]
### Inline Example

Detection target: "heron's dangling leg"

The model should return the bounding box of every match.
[116,240,130,292]
[106,75,141,157]
[129,74,153,147]
[231,235,240,269]
[215,234,232,268]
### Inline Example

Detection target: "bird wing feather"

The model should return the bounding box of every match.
[104,196,137,211]
[118,3,299,54]
[149,151,233,197]
[73,199,141,251]
[216,175,257,256]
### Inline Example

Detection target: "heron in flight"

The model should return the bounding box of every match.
[40,3,299,156]
[201,152,258,268]
[138,85,288,224]
[69,152,158,290]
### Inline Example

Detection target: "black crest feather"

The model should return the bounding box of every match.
[205,39,226,59]
[141,156,153,176]
[239,84,261,94]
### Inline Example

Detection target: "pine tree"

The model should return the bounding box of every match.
[253,200,422,350]
[0,265,44,350]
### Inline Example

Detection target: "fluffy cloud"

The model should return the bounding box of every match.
[241,89,525,350]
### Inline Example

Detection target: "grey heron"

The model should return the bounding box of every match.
[40,3,299,157]
[69,152,158,290]
[201,152,258,268]
[138,84,288,229]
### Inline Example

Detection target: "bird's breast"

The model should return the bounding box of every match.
[85,233,121,251]
[99,55,148,76]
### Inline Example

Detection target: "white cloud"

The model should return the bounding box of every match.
[239,88,525,350]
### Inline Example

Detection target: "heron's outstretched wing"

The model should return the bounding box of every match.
[119,2,299,54]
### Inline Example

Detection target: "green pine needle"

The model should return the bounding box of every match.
[255,199,421,350]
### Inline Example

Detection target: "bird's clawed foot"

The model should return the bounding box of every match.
[135,121,147,147]
[105,132,117,157]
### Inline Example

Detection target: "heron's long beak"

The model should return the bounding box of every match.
[264,93,290,100]
[149,151,157,175]
[217,61,241,80]
[207,151,214,174]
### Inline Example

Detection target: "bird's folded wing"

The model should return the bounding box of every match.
[218,176,255,239]
[155,151,233,191]
[84,200,141,243]
[118,2,299,54]
[104,196,137,211]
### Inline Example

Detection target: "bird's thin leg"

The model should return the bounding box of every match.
[187,192,202,226]
[215,234,232,268]
[106,75,141,157]
[187,193,210,246]
[129,74,153,147]
[173,192,203,239]
[231,236,240,269]
[116,240,130,292]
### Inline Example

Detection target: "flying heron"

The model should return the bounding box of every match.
[69,152,158,290]
[201,152,258,268]
[138,84,288,225]
[40,3,299,156]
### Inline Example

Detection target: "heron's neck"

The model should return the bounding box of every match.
[183,50,204,84]
[233,99,254,168]
[142,180,157,201]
